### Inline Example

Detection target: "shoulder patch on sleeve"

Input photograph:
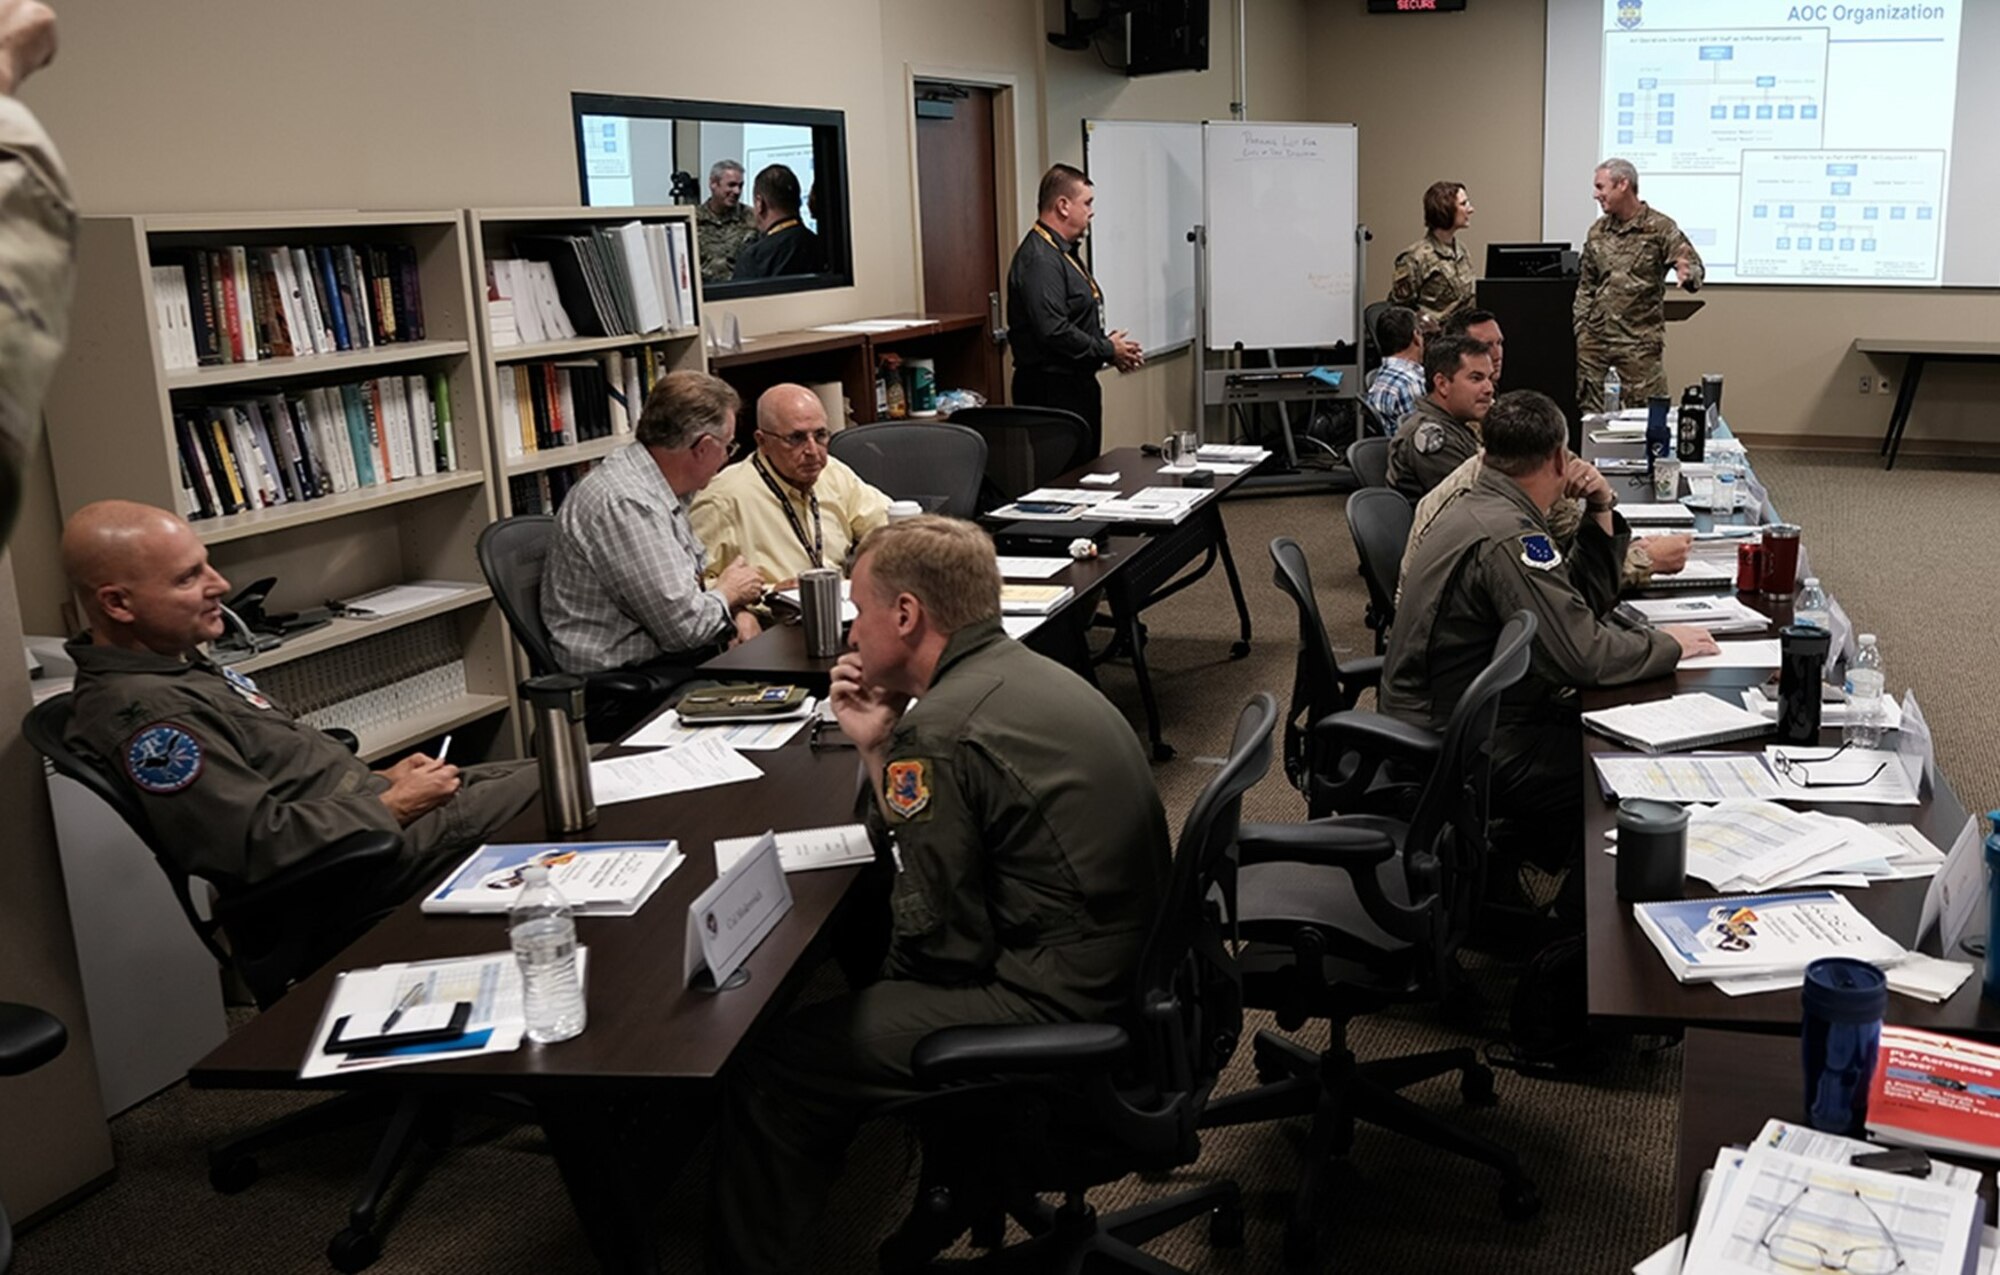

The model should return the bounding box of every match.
[884,758,932,821]
[124,721,205,794]
[1517,533,1564,572]
[1415,421,1444,454]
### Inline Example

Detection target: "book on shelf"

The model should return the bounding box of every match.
[499,350,654,459]
[154,242,427,367]
[1631,889,1905,984]
[508,461,599,516]
[1866,1026,2000,1159]
[173,373,457,520]
[486,218,694,349]
[420,839,685,917]
[1579,691,1773,753]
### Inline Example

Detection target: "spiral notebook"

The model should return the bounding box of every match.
[1580,692,1774,754]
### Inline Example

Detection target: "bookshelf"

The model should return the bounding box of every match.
[43,211,519,760]
[465,206,710,518]
[708,313,999,437]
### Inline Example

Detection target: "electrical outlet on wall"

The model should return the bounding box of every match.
[1877,373,1894,395]
[1858,374,1874,394]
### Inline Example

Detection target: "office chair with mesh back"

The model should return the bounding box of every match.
[0,1003,65,1272]
[476,515,695,743]
[24,694,444,1273]
[1361,299,1391,372]
[1345,435,1391,488]
[876,694,1275,1274]
[1201,614,1542,1270]
[945,405,1093,508]
[1346,486,1414,654]
[827,421,988,517]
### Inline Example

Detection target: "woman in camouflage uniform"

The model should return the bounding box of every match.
[1389,180,1477,328]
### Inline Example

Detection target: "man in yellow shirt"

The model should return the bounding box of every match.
[691,383,892,586]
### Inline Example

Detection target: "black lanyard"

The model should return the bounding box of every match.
[752,452,823,568]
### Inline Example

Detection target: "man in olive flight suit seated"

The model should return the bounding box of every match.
[711,515,1170,1274]
[59,500,539,926]
[1385,332,1495,503]
[1383,391,1716,890]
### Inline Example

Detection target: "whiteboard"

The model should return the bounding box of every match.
[1202,121,1358,351]
[1082,119,1202,356]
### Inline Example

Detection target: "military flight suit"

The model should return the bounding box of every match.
[1381,467,1678,859]
[1573,202,1704,412]
[63,638,538,914]
[696,201,758,280]
[1397,454,1660,608]
[0,95,76,543]
[1388,232,1475,328]
[713,617,1169,1273]
[1386,397,1481,503]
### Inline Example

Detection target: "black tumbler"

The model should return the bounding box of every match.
[1776,625,1831,745]
[1615,799,1688,901]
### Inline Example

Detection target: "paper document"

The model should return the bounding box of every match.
[589,736,762,806]
[1020,487,1118,505]
[996,556,1071,580]
[1594,753,1783,803]
[1625,595,1768,633]
[1620,502,1698,523]
[1676,640,1782,671]
[1001,615,1046,640]
[1741,688,1905,731]
[1885,953,1975,1003]
[1196,444,1271,463]
[1159,461,1255,476]
[1078,472,1122,486]
[1680,802,1880,891]
[1761,745,1921,806]
[714,823,875,875]
[340,581,478,618]
[1581,692,1773,753]
[300,950,583,1078]
[622,708,812,752]
[421,839,682,915]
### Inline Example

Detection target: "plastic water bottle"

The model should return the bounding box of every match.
[1602,365,1622,413]
[509,864,586,1044]
[1843,635,1885,749]
[1714,470,1738,513]
[1794,577,1830,631]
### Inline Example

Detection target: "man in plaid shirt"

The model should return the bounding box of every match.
[1364,305,1425,433]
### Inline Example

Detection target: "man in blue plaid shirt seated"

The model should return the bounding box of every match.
[1365,305,1425,433]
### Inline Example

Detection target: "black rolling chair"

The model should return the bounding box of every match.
[876,694,1278,1274]
[0,1003,66,1272]
[1346,486,1414,655]
[1345,435,1391,488]
[1361,299,1392,372]
[1268,536,1429,822]
[827,420,988,517]
[946,404,1093,508]
[476,515,693,743]
[1201,614,1542,1270]
[23,695,441,1273]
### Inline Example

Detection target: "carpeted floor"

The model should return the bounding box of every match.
[12,449,1996,1274]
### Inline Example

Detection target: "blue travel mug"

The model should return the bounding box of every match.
[1981,810,2000,1000]
[1800,957,1887,1136]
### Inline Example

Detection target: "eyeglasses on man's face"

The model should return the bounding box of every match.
[1770,742,1888,790]
[1759,1184,1906,1273]
[758,427,831,452]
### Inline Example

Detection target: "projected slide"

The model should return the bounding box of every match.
[1594,0,1964,286]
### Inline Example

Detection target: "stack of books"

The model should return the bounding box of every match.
[153,242,427,370]
[496,346,671,459]
[487,220,698,347]
[1867,1027,2000,1158]
[508,463,594,516]
[1632,890,1905,987]
[172,373,456,520]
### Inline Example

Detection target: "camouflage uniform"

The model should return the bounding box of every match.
[1388,233,1475,327]
[696,201,758,280]
[1573,203,1703,412]
[1396,453,1658,608]
[0,95,76,541]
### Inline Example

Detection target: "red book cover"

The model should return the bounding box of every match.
[217,249,244,362]
[1866,1025,2000,1158]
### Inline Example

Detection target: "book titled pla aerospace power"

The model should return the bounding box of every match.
[420,840,684,917]
[1866,1026,2000,1159]
[1631,890,1905,984]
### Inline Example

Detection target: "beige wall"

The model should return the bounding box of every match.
[1300,1,2000,449]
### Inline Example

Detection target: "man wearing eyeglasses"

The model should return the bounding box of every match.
[542,371,768,684]
[691,382,891,588]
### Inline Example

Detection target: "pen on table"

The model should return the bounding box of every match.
[382,982,425,1033]
[437,734,452,764]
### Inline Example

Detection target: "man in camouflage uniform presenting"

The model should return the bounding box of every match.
[1573,158,1703,413]
[695,159,758,281]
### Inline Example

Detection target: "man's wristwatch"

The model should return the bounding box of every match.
[1586,493,1617,514]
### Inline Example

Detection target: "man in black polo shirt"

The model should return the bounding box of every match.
[731,163,825,281]
[1004,164,1142,453]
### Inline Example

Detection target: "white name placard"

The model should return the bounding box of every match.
[684,831,793,990]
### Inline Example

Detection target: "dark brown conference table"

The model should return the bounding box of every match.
[189,732,871,1273]
[702,444,1260,760]
[1673,1028,2000,1238]
[1581,601,1978,1037]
